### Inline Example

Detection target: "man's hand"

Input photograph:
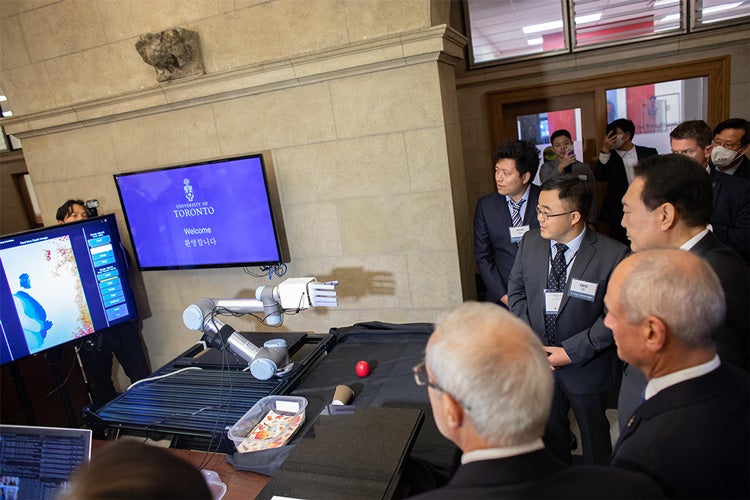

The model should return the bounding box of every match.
[557,153,575,172]
[500,294,509,306]
[601,130,617,154]
[545,346,572,370]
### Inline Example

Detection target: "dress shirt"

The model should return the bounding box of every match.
[679,227,710,251]
[644,355,721,400]
[548,227,586,281]
[461,438,545,464]
[506,185,532,222]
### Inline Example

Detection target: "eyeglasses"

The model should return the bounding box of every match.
[412,360,472,411]
[713,139,742,151]
[536,207,574,220]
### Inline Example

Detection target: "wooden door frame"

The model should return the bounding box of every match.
[487,56,730,155]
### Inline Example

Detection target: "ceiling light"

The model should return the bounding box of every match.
[658,13,681,23]
[2,110,13,117]
[522,20,563,34]
[703,2,742,15]
[574,13,602,24]
[653,0,679,6]
[527,37,544,46]
[0,95,7,102]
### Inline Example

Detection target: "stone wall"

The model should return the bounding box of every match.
[0,0,471,381]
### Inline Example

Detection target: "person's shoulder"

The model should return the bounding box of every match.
[636,145,659,157]
[554,465,665,498]
[476,191,502,207]
[586,229,628,252]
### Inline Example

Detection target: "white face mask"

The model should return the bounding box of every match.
[613,134,625,149]
[711,145,741,168]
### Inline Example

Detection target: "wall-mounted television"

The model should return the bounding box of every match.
[114,153,285,271]
[0,214,139,366]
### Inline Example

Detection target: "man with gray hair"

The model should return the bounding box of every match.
[408,301,662,499]
[606,250,749,499]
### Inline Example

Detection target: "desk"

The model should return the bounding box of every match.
[92,440,269,500]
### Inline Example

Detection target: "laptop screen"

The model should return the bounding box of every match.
[0,425,92,500]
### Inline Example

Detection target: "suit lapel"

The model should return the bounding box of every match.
[557,230,596,316]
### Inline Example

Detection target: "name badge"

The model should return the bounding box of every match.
[569,279,598,302]
[509,225,530,243]
[578,175,588,181]
[544,289,564,314]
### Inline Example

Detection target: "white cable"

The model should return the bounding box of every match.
[127,366,203,390]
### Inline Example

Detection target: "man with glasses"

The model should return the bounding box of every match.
[670,120,750,262]
[408,302,662,499]
[710,118,749,180]
[507,175,628,465]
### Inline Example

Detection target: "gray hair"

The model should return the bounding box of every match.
[620,249,725,349]
[427,301,553,447]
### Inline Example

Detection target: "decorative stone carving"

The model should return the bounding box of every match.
[135,28,204,82]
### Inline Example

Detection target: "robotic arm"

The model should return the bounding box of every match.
[182,278,338,380]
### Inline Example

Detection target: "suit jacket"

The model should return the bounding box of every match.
[507,228,628,394]
[691,231,750,370]
[474,185,541,304]
[611,362,750,499]
[595,145,658,227]
[408,448,663,499]
[710,167,750,262]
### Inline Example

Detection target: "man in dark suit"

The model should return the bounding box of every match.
[408,301,663,499]
[606,249,749,499]
[508,175,628,465]
[474,139,541,307]
[710,118,749,180]
[617,154,749,429]
[669,120,750,262]
[595,118,658,244]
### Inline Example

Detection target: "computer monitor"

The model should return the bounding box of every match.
[0,424,92,500]
[114,153,286,271]
[0,214,139,366]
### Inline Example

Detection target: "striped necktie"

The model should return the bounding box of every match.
[509,198,525,227]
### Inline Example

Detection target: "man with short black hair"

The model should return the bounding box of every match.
[711,118,749,179]
[540,129,598,224]
[595,118,658,244]
[474,139,541,307]
[508,175,627,465]
[606,249,749,499]
[55,199,89,223]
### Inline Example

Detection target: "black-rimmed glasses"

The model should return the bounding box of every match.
[412,360,472,411]
[536,207,575,220]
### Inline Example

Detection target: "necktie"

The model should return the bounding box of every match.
[544,243,569,345]
[509,198,525,227]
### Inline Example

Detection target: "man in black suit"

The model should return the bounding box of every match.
[508,175,628,465]
[595,118,658,245]
[669,120,750,262]
[408,301,663,499]
[474,139,541,307]
[710,118,749,180]
[617,154,749,429]
[606,249,749,499]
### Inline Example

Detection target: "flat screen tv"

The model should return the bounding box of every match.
[114,153,285,271]
[0,214,139,366]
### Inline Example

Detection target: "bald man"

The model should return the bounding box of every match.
[605,250,749,499]
[408,301,662,499]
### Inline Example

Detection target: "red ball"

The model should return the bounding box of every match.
[355,360,370,377]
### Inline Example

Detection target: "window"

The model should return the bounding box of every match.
[465,0,748,66]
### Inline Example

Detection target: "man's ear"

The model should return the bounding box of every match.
[441,392,465,429]
[643,316,668,352]
[521,171,531,185]
[659,202,677,231]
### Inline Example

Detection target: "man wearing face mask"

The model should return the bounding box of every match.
[710,118,749,180]
[670,120,750,263]
[595,119,658,245]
